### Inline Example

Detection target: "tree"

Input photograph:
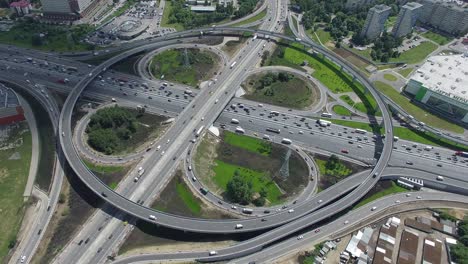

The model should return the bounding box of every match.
[278,72,291,82]
[226,173,253,205]
[31,34,43,46]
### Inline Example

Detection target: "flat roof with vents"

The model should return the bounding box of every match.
[410,54,468,105]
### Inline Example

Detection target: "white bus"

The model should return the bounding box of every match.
[354,128,366,134]
[195,125,204,137]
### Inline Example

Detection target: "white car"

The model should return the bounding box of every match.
[416,196,422,199]
[20,256,26,263]
[344,220,349,225]
[297,235,303,240]
[288,209,294,213]
[371,206,377,211]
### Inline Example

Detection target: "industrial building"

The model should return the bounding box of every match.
[40,0,108,20]
[418,0,468,35]
[405,54,468,124]
[392,2,423,37]
[360,4,392,40]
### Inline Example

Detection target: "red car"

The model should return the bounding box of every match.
[341,149,349,154]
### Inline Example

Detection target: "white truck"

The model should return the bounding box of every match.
[317,119,332,127]
[195,125,205,137]
[235,224,243,229]
[230,61,237,68]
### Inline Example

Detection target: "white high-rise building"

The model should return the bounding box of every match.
[392,2,422,37]
[360,4,392,40]
[418,0,468,35]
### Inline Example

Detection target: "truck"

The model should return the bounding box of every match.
[253,34,258,40]
[231,118,240,124]
[195,125,205,137]
[242,208,253,214]
[235,224,244,229]
[230,61,237,68]
[317,119,331,127]
[209,251,217,256]
[354,128,366,134]
[281,138,292,144]
[266,127,280,134]
[455,151,468,158]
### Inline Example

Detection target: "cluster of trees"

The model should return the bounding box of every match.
[226,171,267,206]
[451,218,468,262]
[168,0,258,29]
[323,155,352,183]
[352,32,402,62]
[258,72,293,88]
[86,106,138,154]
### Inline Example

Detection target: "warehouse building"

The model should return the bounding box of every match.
[0,85,24,126]
[404,54,468,124]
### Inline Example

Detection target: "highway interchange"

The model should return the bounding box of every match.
[1,0,468,263]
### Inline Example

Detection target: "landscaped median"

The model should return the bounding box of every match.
[194,131,309,206]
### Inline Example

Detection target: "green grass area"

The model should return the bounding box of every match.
[385,16,398,28]
[340,95,368,115]
[223,131,271,156]
[150,48,216,87]
[243,72,318,109]
[332,105,352,116]
[175,178,201,215]
[422,31,453,45]
[354,181,407,208]
[397,68,413,78]
[0,127,32,261]
[270,43,379,117]
[231,9,267,27]
[383,73,398,82]
[160,0,184,31]
[390,41,438,64]
[290,15,298,33]
[212,160,283,204]
[373,81,464,133]
[83,160,125,174]
[306,28,331,45]
[315,159,352,179]
[0,21,93,52]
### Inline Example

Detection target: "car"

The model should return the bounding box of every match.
[436,164,442,167]
[314,228,320,233]
[344,220,349,225]
[297,235,304,240]
[406,161,414,165]
[231,205,237,209]
[406,193,411,197]
[318,199,323,203]
[149,215,156,220]
[371,206,377,211]
[288,209,294,213]
[395,200,400,204]
[20,256,26,263]
[341,149,349,154]
[416,196,422,199]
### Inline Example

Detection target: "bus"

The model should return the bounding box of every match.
[321,112,332,118]
[317,119,331,127]
[354,129,366,134]
[195,125,204,137]
[266,127,280,134]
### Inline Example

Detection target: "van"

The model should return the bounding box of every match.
[235,224,243,229]
[209,251,217,256]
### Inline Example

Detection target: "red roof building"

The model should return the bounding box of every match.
[0,106,25,125]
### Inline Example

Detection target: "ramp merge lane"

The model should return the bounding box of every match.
[58,28,394,234]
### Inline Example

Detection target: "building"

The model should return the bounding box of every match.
[373,217,399,264]
[405,54,468,123]
[190,5,216,12]
[418,0,468,35]
[422,238,443,264]
[392,2,422,37]
[360,4,392,40]
[397,230,419,264]
[40,0,108,20]
[345,227,374,262]
[10,0,32,16]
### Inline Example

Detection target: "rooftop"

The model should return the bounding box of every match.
[410,54,468,105]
